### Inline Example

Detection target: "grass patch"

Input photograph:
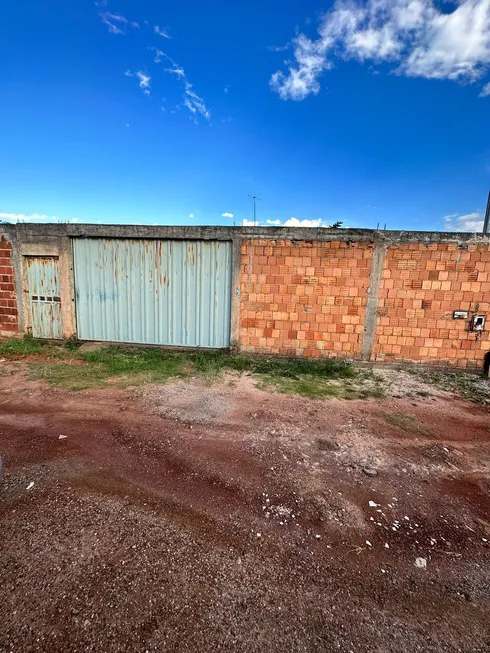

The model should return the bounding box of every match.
[407,367,490,405]
[31,347,359,394]
[0,336,44,356]
[0,336,82,359]
[0,336,386,398]
[264,377,345,398]
[191,350,356,380]
[257,369,385,399]
[260,375,346,398]
[384,411,435,438]
[29,346,191,391]
[28,346,363,394]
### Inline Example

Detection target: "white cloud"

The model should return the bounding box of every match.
[136,72,151,95]
[443,211,484,232]
[271,0,490,100]
[480,81,490,96]
[100,11,126,34]
[268,44,290,52]
[266,219,281,225]
[156,54,211,121]
[270,33,332,100]
[189,213,195,218]
[222,212,234,218]
[99,10,138,35]
[155,25,171,38]
[242,219,259,226]
[0,212,81,223]
[183,83,211,120]
[125,70,151,96]
[150,48,164,63]
[166,63,186,79]
[0,212,51,222]
[283,217,324,227]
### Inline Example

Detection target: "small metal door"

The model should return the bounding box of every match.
[26,257,63,339]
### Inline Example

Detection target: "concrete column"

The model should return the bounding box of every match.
[361,241,386,361]
[229,235,242,351]
[58,236,77,338]
[10,228,25,334]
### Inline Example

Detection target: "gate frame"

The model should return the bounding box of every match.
[19,239,76,340]
[24,255,63,339]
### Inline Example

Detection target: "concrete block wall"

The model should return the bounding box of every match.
[0,234,19,334]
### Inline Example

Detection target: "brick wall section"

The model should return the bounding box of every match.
[240,239,373,358]
[372,242,490,368]
[0,235,19,333]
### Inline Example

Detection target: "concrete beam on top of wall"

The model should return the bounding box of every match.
[12,222,490,246]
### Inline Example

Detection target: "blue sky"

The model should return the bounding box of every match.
[1,0,489,231]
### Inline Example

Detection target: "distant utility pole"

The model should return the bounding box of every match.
[483,190,490,234]
[248,195,261,225]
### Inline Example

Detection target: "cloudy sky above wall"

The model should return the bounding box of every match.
[1,0,489,232]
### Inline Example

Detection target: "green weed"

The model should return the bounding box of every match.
[0,336,83,359]
[407,367,490,405]
[384,411,435,438]
[0,336,384,398]
[190,350,356,380]
[27,346,361,394]
[30,346,190,390]
[0,336,44,356]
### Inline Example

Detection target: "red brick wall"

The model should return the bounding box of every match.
[372,243,490,367]
[240,238,490,368]
[240,239,373,358]
[0,235,19,333]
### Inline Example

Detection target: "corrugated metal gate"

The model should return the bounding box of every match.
[72,238,232,348]
[26,256,63,339]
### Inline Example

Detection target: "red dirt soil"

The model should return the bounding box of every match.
[1,368,490,652]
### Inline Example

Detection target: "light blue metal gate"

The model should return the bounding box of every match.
[26,257,63,339]
[72,238,232,348]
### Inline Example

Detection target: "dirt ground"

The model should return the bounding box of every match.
[1,363,490,653]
